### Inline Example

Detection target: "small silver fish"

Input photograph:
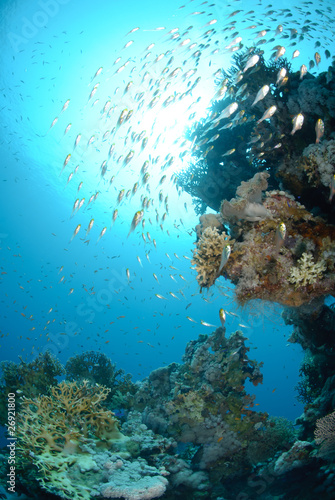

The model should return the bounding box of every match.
[218,245,231,273]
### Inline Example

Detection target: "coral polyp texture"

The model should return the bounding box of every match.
[192,172,335,306]
[17,380,125,500]
[191,226,231,290]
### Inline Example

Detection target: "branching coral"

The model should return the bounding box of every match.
[17,381,125,500]
[191,226,232,290]
[288,252,327,287]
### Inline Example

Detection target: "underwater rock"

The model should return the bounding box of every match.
[97,455,169,499]
[273,440,313,475]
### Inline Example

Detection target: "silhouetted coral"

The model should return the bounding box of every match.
[0,351,64,425]
[65,350,136,407]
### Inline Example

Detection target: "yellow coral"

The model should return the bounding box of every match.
[288,252,326,288]
[17,381,125,500]
[192,226,231,290]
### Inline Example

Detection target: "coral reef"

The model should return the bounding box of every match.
[191,226,231,290]
[179,50,335,219]
[16,380,125,500]
[96,454,169,499]
[4,323,334,500]
[0,351,64,425]
[192,172,335,306]
[132,327,268,476]
[314,410,335,459]
[65,350,136,408]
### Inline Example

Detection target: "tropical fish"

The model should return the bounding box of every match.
[61,153,71,174]
[96,227,107,243]
[186,316,197,323]
[251,85,270,107]
[86,219,94,236]
[64,123,72,135]
[128,210,144,237]
[218,102,238,119]
[291,113,304,135]
[155,293,167,300]
[219,309,226,328]
[314,52,321,66]
[275,46,285,61]
[61,99,70,113]
[218,244,231,273]
[276,67,287,85]
[257,105,277,124]
[69,224,81,242]
[299,64,307,80]
[243,54,259,72]
[49,116,58,129]
[315,119,324,143]
[222,148,235,157]
[200,320,216,327]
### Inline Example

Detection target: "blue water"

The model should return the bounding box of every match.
[2,0,333,433]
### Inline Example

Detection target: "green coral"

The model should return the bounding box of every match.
[288,252,326,287]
